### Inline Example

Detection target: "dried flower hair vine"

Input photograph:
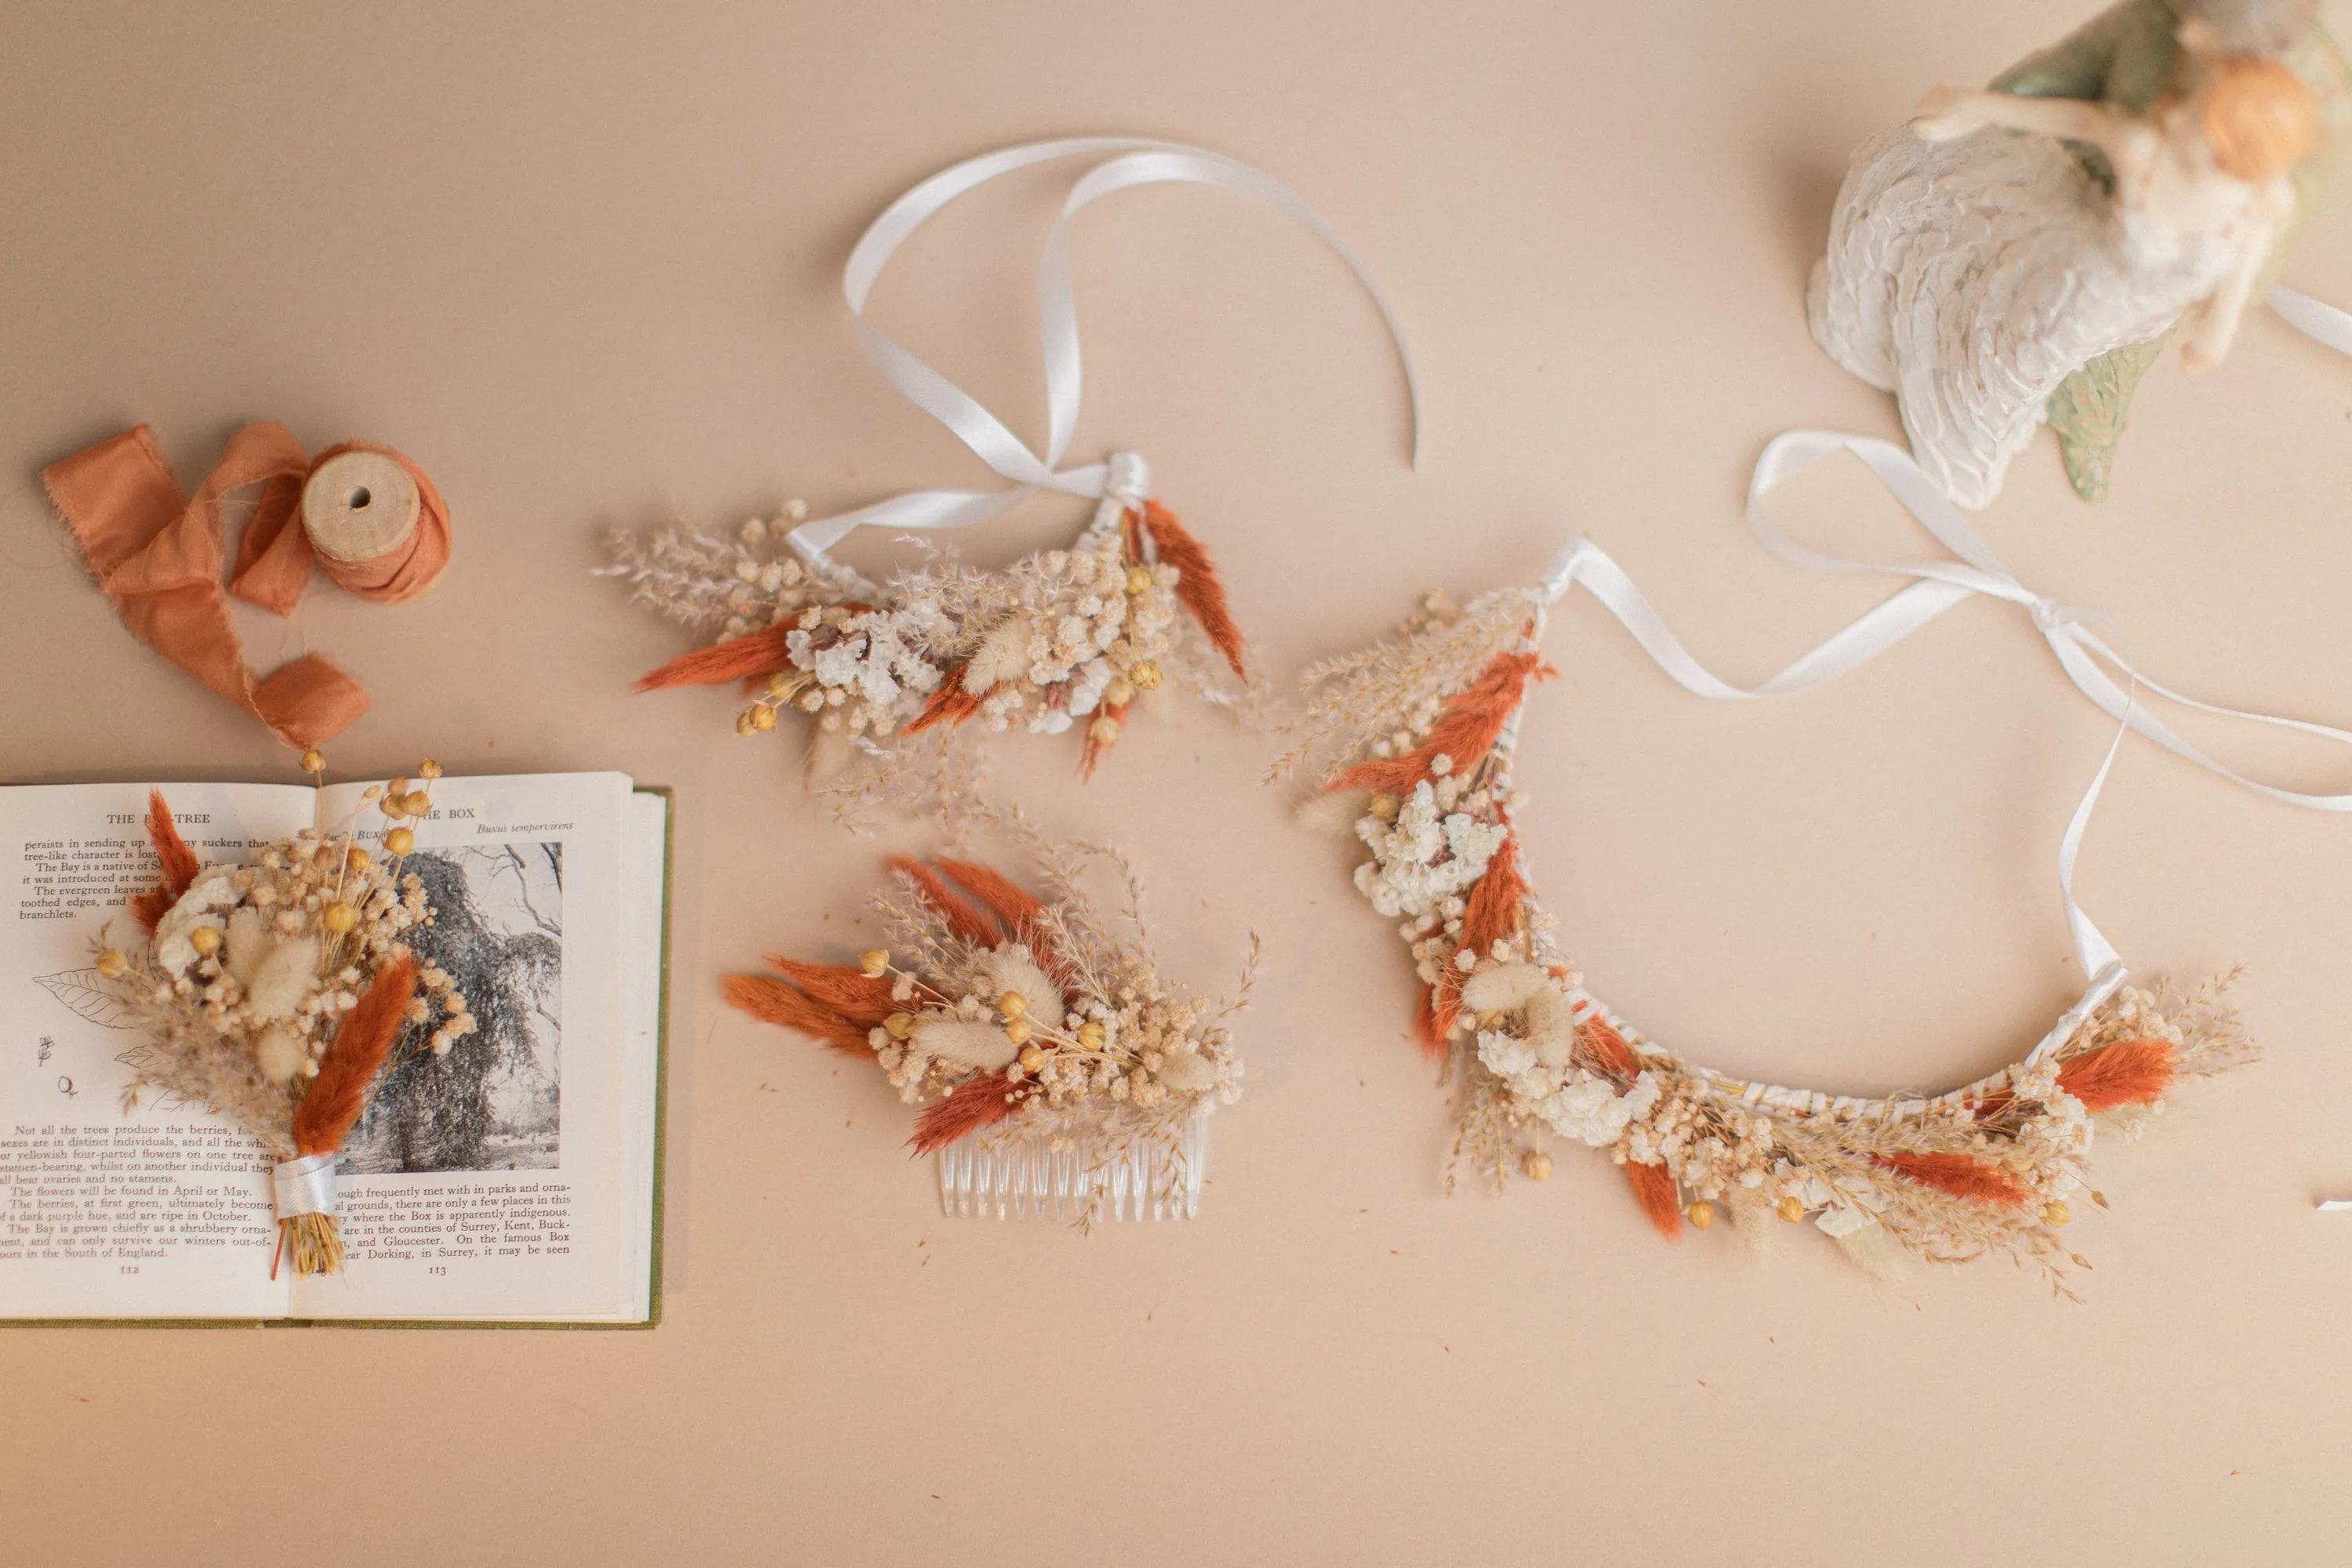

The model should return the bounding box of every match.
[727,813,1252,1224]
[82,753,474,1276]
[605,137,1417,821]
[1282,430,2352,1292]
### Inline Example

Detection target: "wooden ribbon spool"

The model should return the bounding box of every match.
[300,448,422,567]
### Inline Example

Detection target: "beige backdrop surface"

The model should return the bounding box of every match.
[3,2,2351,1563]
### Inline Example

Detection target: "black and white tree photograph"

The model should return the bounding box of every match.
[343,840,564,1174]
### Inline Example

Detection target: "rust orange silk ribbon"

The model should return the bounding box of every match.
[42,423,451,750]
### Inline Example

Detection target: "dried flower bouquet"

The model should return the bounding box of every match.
[607,484,1248,818]
[1281,585,2256,1290]
[90,760,477,1275]
[728,826,1250,1224]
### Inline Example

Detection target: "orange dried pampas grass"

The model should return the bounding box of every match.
[292,955,418,1159]
[1458,829,1527,959]
[1577,1016,1642,1080]
[129,789,200,933]
[282,953,423,1277]
[634,622,798,691]
[1328,651,1551,797]
[724,974,882,1056]
[888,857,1001,947]
[1625,1160,1683,1240]
[906,666,982,735]
[1869,1151,2032,1209]
[1972,1038,2180,1121]
[1139,501,1247,680]
[933,857,1045,931]
[1413,985,1446,1060]
[911,1070,1024,1154]
[2058,1039,2177,1112]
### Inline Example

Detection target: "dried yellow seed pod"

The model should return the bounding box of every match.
[1104,677,1136,709]
[857,949,889,978]
[346,847,373,873]
[385,827,416,857]
[1686,1200,1716,1231]
[1076,1021,1106,1051]
[1004,1017,1033,1047]
[418,759,443,781]
[188,926,222,956]
[1776,1196,1805,1223]
[883,1012,916,1040]
[321,902,358,935]
[749,702,778,732]
[1124,565,1153,597]
[95,948,128,978]
[299,747,326,775]
[1127,660,1163,691]
[404,793,434,818]
[2042,1200,2071,1228]
[996,989,1026,1020]
[1522,1149,1554,1181]
[1017,1044,1045,1074]
[1369,792,1400,822]
[1088,716,1120,745]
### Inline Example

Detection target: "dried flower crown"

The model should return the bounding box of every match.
[728,823,1251,1225]
[1265,424,2352,1290]
[1282,579,2252,1290]
[89,757,475,1276]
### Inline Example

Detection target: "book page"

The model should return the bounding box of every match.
[289,771,639,1322]
[0,782,316,1319]
[615,789,669,1322]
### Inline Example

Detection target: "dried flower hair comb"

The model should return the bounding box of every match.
[1282,430,2352,1292]
[607,138,1417,821]
[727,815,1251,1224]
[81,754,474,1276]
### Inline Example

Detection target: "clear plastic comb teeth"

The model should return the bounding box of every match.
[936,1110,1207,1221]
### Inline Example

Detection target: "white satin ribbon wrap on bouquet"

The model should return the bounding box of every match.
[271,1152,338,1219]
[785,137,1421,583]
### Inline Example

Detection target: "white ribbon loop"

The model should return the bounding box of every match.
[1537,430,2352,987]
[271,1152,338,1220]
[2270,286,2352,357]
[792,137,1421,579]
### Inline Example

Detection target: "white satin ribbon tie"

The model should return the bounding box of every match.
[2270,286,2352,356]
[1536,431,2352,1067]
[786,137,1420,584]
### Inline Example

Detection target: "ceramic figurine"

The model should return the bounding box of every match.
[1810,0,2346,508]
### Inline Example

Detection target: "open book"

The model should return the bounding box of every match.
[0,772,667,1326]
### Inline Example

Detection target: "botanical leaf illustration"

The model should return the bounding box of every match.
[34,968,142,1029]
